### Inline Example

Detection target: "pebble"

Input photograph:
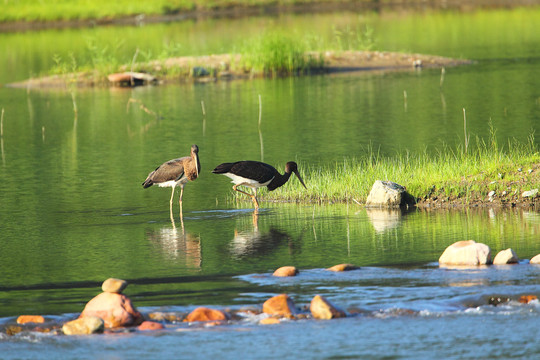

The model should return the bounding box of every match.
[273,266,298,277]
[63,316,104,335]
[262,294,297,317]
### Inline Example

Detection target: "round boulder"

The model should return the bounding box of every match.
[493,248,519,265]
[439,240,492,266]
[79,292,144,328]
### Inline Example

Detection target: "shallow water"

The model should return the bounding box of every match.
[1,5,540,359]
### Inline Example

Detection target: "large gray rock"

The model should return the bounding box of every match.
[493,248,519,265]
[365,180,414,208]
[439,240,492,266]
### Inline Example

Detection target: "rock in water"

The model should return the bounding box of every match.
[493,248,519,265]
[310,295,346,320]
[137,321,165,331]
[262,294,297,317]
[327,264,359,272]
[63,316,104,335]
[273,266,298,277]
[16,315,45,324]
[439,240,492,266]
[365,180,414,208]
[530,254,540,264]
[79,292,144,328]
[184,307,230,322]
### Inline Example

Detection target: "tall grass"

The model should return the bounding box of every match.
[240,32,324,76]
[256,131,540,204]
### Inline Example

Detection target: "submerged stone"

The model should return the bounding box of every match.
[184,307,230,322]
[439,240,491,266]
[518,295,538,304]
[16,315,45,324]
[273,266,298,277]
[327,264,359,272]
[137,321,165,331]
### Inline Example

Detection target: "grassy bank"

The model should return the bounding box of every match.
[0,0,375,23]
[255,130,540,207]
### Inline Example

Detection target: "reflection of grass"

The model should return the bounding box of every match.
[260,131,540,204]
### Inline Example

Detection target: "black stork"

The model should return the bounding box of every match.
[142,144,200,219]
[212,160,306,211]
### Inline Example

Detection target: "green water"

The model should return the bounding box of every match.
[1,6,540,359]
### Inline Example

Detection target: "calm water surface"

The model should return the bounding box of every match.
[1,5,540,360]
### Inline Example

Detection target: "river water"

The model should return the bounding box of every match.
[1,4,540,359]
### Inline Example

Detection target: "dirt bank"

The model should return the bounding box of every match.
[6,50,473,89]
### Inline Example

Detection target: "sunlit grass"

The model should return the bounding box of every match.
[1,0,375,23]
[256,132,540,204]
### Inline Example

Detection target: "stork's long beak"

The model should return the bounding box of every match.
[294,170,307,189]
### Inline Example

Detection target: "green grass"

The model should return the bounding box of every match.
[253,132,540,204]
[0,0,377,23]
[240,32,324,76]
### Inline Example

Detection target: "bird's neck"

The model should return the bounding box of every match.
[268,171,291,190]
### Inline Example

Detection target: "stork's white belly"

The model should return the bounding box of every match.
[158,178,188,188]
[224,173,273,188]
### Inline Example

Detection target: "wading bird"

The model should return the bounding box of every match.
[142,145,200,220]
[212,160,306,211]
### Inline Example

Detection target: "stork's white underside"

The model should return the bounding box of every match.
[157,178,188,188]
[224,173,273,188]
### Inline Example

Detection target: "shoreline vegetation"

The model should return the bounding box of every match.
[248,129,540,209]
[1,0,535,31]
[3,0,539,208]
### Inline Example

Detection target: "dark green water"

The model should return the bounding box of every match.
[1,5,540,359]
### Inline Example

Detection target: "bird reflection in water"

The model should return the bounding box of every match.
[146,218,201,268]
[230,212,290,258]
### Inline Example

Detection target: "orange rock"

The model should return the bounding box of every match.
[518,295,538,304]
[310,295,346,320]
[273,266,298,277]
[79,292,144,328]
[327,264,359,272]
[260,317,280,325]
[262,294,297,317]
[16,315,45,324]
[137,321,165,331]
[63,316,104,335]
[184,307,230,322]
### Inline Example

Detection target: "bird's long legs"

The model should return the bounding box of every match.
[169,186,176,217]
[233,184,260,211]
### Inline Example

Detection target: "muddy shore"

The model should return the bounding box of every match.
[7,50,473,89]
